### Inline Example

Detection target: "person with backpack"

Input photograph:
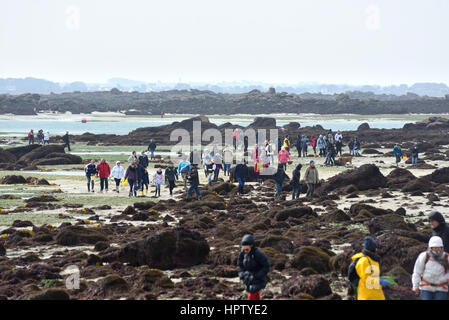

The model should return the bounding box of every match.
[178,156,191,189]
[186,163,202,200]
[411,144,419,165]
[147,139,157,160]
[237,234,270,301]
[96,158,111,193]
[152,167,165,197]
[234,159,249,195]
[84,160,97,193]
[138,151,149,168]
[412,236,449,300]
[137,162,149,196]
[304,160,319,199]
[125,162,139,197]
[429,211,449,253]
[349,237,389,300]
[165,161,178,196]
[273,163,286,198]
[393,144,403,167]
[110,161,125,193]
[290,163,302,200]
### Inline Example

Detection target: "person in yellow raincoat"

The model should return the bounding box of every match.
[282,135,291,153]
[351,237,388,300]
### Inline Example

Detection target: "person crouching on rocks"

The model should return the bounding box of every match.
[237,234,270,301]
[110,161,125,193]
[152,167,164,197]
[350,237,389,300]
[412,236,449,300]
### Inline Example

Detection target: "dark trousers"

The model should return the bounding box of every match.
[187,184,202,199]
[237,178,245,194]
[64,142,71,151]
[168,179,176,195]
[292,185,301,199]
[275,182,282,197]
[114,178,121,187]
[100,178,108,191]
[128,179,137,196]
[306,183,316,198]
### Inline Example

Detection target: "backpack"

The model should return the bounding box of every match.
[348,255,371,290]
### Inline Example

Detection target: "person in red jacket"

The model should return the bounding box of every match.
[311,134,317,157]
[96,158,111,193]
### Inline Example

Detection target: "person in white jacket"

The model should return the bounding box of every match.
[412,236,449,300]
[110,161,125,193]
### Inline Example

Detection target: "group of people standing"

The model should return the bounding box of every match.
[27,129,71,151]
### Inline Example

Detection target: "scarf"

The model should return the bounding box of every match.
[362,248,380,262]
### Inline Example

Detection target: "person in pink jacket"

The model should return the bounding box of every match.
[278,147,290,170]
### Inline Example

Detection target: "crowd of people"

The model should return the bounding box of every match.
[27,129,71,151]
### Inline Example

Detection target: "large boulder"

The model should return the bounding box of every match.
[275,206,315,221]
[248,117,277,129]
[368,214,416,234]
[34,153,83,165]
[29,288,70,300]
[18,145,66,163]
[281,275,332,299]
[56,226,108,246]
[1,175,27,184]
[0,149,16,163]
[291,246,331,273]
[427,167,449,184]
[118,228,210,269]
[318,164,387,193]
[401,178,434,193]
[6,144,40,159]
[386,168,416,189]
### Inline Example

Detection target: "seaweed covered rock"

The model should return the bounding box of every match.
[56,226,108,246]
[34,153,82,165]
[29,288,70,300]
[386,168,416,189]
[282,275,332,299]
[318,164,387,193]
[427,167,449,184]
[1,175,26,184]
[101,274,130,297]
[18,144,65,163]
[292,246,331,273]
[118,228,209,269]
[275,206,315,222]
[401,178,433,193]
[368,214,416,234]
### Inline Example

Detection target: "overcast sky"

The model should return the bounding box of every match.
[1,0,448,85]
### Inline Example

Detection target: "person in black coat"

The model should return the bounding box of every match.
[273,163,285,198]
[290,163,302,199]
[237,234,270,300]
[234,159,249,195]
[62,131,71,151]
[243,136,249,152]
[186,164,202,200]
[429,211,449,253]
[138,151,149,168]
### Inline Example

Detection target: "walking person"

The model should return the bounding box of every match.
[165,161,178,196]
[296,134,302,157]
[336,138,343,157]
[317,135,326,157]
[43,131,50,144]
[62,131,71,151]
[311,135,317,157]
[273,163,286,198]
[412,236,449,300]
[354,137,361,157]
[348,139,355,156]
[349,237,388,300]
[147,139,157,160]
[290,163,302,200]
[393,144,403,167]
[110,161,125,193]
[429,211,449,253]
[177,156,191,189]
[278,147,290,171]
[233,128,239,150]
[37,130,44,145]
[283,135,291,153]
[202,149,210,177]
[237,234,270,301]
[222,145,233,177]
[137,162,149,196]
[128,151,138,164]
[300,135,308,157]
[205,159,215,186]
[28,129,34,145]
[234,159,249,195]
[96,158,111,193]
[84,160,97,193]
[411,144,419,165]
[243,135,249,153]
[152,167,165,197]
[125,162,138,197]
[212,153,222,182]
[186,164,202,200]
[138,150,149,168]
[304,160,319,199]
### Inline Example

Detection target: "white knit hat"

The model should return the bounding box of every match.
[429,236,443,248]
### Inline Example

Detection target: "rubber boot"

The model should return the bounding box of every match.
[87,183,90,192]
[141,190,144,197]
[145,189,148,196]
[91,181,95,192]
